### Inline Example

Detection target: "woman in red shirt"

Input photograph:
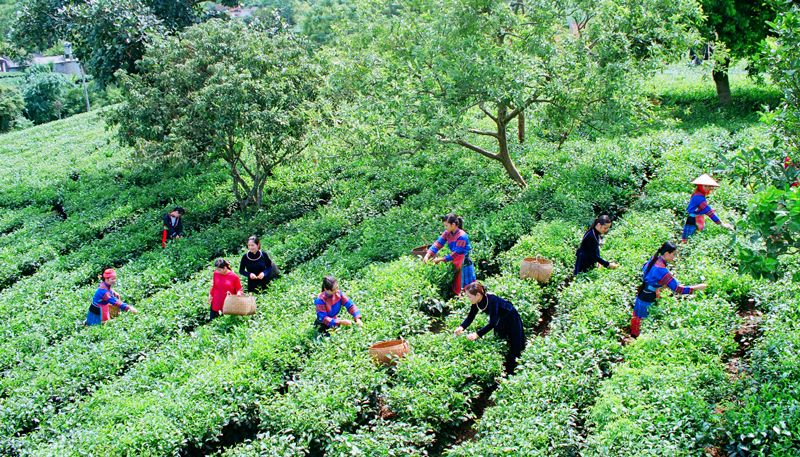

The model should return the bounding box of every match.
[208,259,243,320]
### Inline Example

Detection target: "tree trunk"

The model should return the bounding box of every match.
[498,149,527,187]
[518,110,525,143]
[713,67,732,106]
[496,105,527,188]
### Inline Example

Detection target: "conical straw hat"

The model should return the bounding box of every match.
[691,174,719,187]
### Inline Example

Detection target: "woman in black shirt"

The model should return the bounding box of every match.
[574,215,618,276]
[455,282,525,374]
[239,235,276,293]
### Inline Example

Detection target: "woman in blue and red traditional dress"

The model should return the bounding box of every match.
[575,215,619,275]
[681,174,733,242]
[455,282,525,374]
[86,268,138,326]
[314,276,362,334]
[423,213,476,295]
[630,241,707,338]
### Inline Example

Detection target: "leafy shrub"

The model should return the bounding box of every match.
[0,82,23,132]
[21,65,70,124]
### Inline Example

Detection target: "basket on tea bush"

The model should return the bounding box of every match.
[411,245,431,258]
[222,293,257,316]
[520,256,553,283]
[369,339,410,366]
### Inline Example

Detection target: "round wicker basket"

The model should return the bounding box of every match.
[108,306,121,319]
[222,294,257,316]
[411,245,431,258]
[520,256,554,283]
[369,339,410,366]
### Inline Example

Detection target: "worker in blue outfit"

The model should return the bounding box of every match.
[631,241,707,337]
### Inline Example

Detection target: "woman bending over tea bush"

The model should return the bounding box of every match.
[631,241,707,337]
[86,268,138,326]
[455,282,525,373]
[208,259,243,320]
[423,213,476,295]
[314,275,362,334]
[575,215,619,275]
[682,174,733,242]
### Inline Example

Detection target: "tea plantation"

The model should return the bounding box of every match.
[0,65,797,457]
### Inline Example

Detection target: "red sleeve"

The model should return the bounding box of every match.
[210,274,217,297]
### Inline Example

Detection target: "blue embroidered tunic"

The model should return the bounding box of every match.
[87,282,129,325]
[314,291,360,328]
[682,190,721,239]
[633,256,693,319]
[427,229,476,294]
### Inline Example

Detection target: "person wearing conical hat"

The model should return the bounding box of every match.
[681,174,733,242]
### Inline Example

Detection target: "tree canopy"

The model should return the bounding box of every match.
[110,19,322,208]
[327,0,702,186]
[698,0,800,105]
[11,0,237,87]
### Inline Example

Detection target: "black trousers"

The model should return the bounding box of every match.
[495,309,526,374]
[314,318,332,334]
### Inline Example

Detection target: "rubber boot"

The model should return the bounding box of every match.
[630,316,641,338]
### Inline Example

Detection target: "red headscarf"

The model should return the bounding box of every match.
[695,185,711,196]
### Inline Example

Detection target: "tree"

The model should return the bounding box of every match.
[297,0,359,44]
[698,0,798,106]
[733,5,800,281]
[109,19,322,208]
[329,0,701,187]
[11,0,237,87]
[762,5,800,162]
[0,82,23,132]
[251,0,298,25]
[21,64,70,124]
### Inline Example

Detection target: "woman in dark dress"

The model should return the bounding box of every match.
[239,235,276,293]
[455,282,526,374]
[575,215,618,275]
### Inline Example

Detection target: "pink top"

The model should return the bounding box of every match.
[209,271,243,312]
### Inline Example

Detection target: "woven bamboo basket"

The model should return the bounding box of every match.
[109,306,121,319]
[520,256,554,283]
[222,294,257,316]
[411,245,431,258]
[369,339,410,367]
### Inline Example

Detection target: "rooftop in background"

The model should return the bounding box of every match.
[212,5,259,18]
[0,53,84,75]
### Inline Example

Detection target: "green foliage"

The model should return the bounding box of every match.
[11,0,238,87]
[0,0,20,39]
[761,5,800,163]
[699,0,784,63]
[738,186,800,280]
[329,0,701,186]
[695,0,791,105]
[297,0,358,44]
[21,65,70,124]
[0,82,23,132]
[716,6,800,280]
[722,281,800,457]
[249,0,298,24]
[111,19,322,208]
[2,16,799,456]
